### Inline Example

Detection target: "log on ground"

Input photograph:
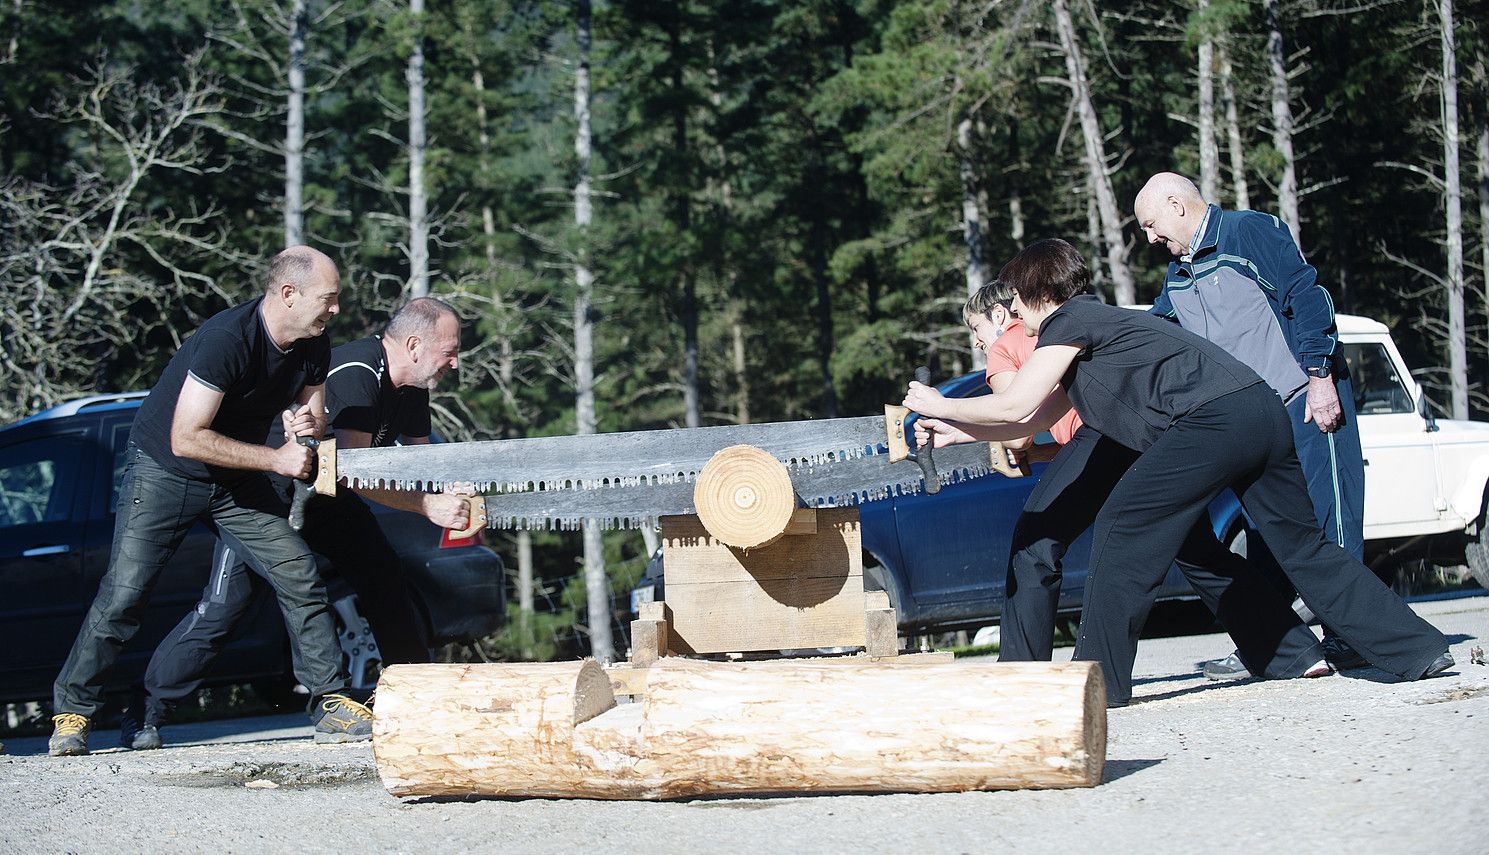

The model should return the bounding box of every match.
[374,658,1106,800]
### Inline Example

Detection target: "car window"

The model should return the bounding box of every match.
[1342,342,1414,415]
[0,437,81,528]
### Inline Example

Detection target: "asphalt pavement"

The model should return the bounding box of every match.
[3,594,1486,855]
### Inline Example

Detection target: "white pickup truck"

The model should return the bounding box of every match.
[1341,314,1489,587]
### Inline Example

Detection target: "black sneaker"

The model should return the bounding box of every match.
[1321,635,1369,670]
[312,693,373,744]
[1202,652,1252,681]
[48,713,91,757]
[129,725,163,750]
[1419,652,1455,679]
[118,694,163,750]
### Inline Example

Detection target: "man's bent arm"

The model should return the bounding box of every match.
[171,376,284,472]
[334,430,471,528]
[1248,214,1338,371]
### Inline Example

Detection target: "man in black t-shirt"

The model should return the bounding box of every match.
[50,246,373,756]
[120,298,468,749]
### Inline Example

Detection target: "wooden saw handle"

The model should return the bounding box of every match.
[446,496,486,542]
[988,441,1061,479]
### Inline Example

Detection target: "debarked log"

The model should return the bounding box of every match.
[373,658,1106,799]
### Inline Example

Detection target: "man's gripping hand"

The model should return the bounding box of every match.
[423,492,474,530]
[272,406,316,479]
[914,417,975,449]
[1304,376,1343,433]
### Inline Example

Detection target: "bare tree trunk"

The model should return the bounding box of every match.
[1263,0,1301,245]
[1008,116,1026,244]
[471,59,497,271]
[573,0,612,662]
[465,32,534,643]
[669,24,699,429]
[517,528,534,657]
[1478,103,1488,384]
[1085,183,1106,302]
[3,0,18,65]
[731,311,750,423]
[812,209,838,417]
[407,0,429,297]
[1196,0,1220,203]
[284,0,307,246]
[1440,0,1467,418]
[1219,39,1250,210]
[704,43,748,425]
[958,117,988,369]
[1051,0,1134,304]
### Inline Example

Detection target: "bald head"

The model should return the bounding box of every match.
[262,245,341,346]
[1134,172,1209,258]
[266,245,339,296]
[1135,172,1204,212]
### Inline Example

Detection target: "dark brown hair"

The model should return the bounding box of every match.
[997,238,1090,308]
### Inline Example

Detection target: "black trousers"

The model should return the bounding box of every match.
[999,427,1325,685]
[55,445,347,718]
[141,489,429,724]
[1074,384,1447,705]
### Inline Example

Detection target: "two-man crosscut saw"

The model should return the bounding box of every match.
[303,370,1027,535]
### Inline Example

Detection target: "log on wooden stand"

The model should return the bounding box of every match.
[374,658,1107,800]
[691,443,798,550]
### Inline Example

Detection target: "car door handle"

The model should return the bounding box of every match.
[22,544,71,557]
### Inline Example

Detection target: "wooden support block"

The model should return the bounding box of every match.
[864,606,899,658]
[629,619,667,667]
[374,658,1108,799]
[784,507,817,535]
[637,601,669,623]
[863,589,890,611]
[660,509,865,655]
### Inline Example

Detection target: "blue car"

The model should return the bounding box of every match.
[633,372,1245,634]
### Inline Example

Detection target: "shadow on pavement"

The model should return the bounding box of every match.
[1,712,310,757]
[1102,758,1163,783]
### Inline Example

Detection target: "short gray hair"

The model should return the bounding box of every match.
[385,296,458,341]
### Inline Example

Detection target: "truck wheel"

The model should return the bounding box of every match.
[1467,515,1489,590]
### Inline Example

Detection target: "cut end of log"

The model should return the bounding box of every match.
[692,444,796,549]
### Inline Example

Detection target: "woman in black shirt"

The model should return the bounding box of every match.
[905,239,1451,706]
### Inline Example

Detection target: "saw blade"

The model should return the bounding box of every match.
[338,414,896,494]
[475,442,1002,531]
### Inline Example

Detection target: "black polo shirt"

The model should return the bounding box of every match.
[1034,295,1264,451]
[325,336,431,447]
[131,298,331,481]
